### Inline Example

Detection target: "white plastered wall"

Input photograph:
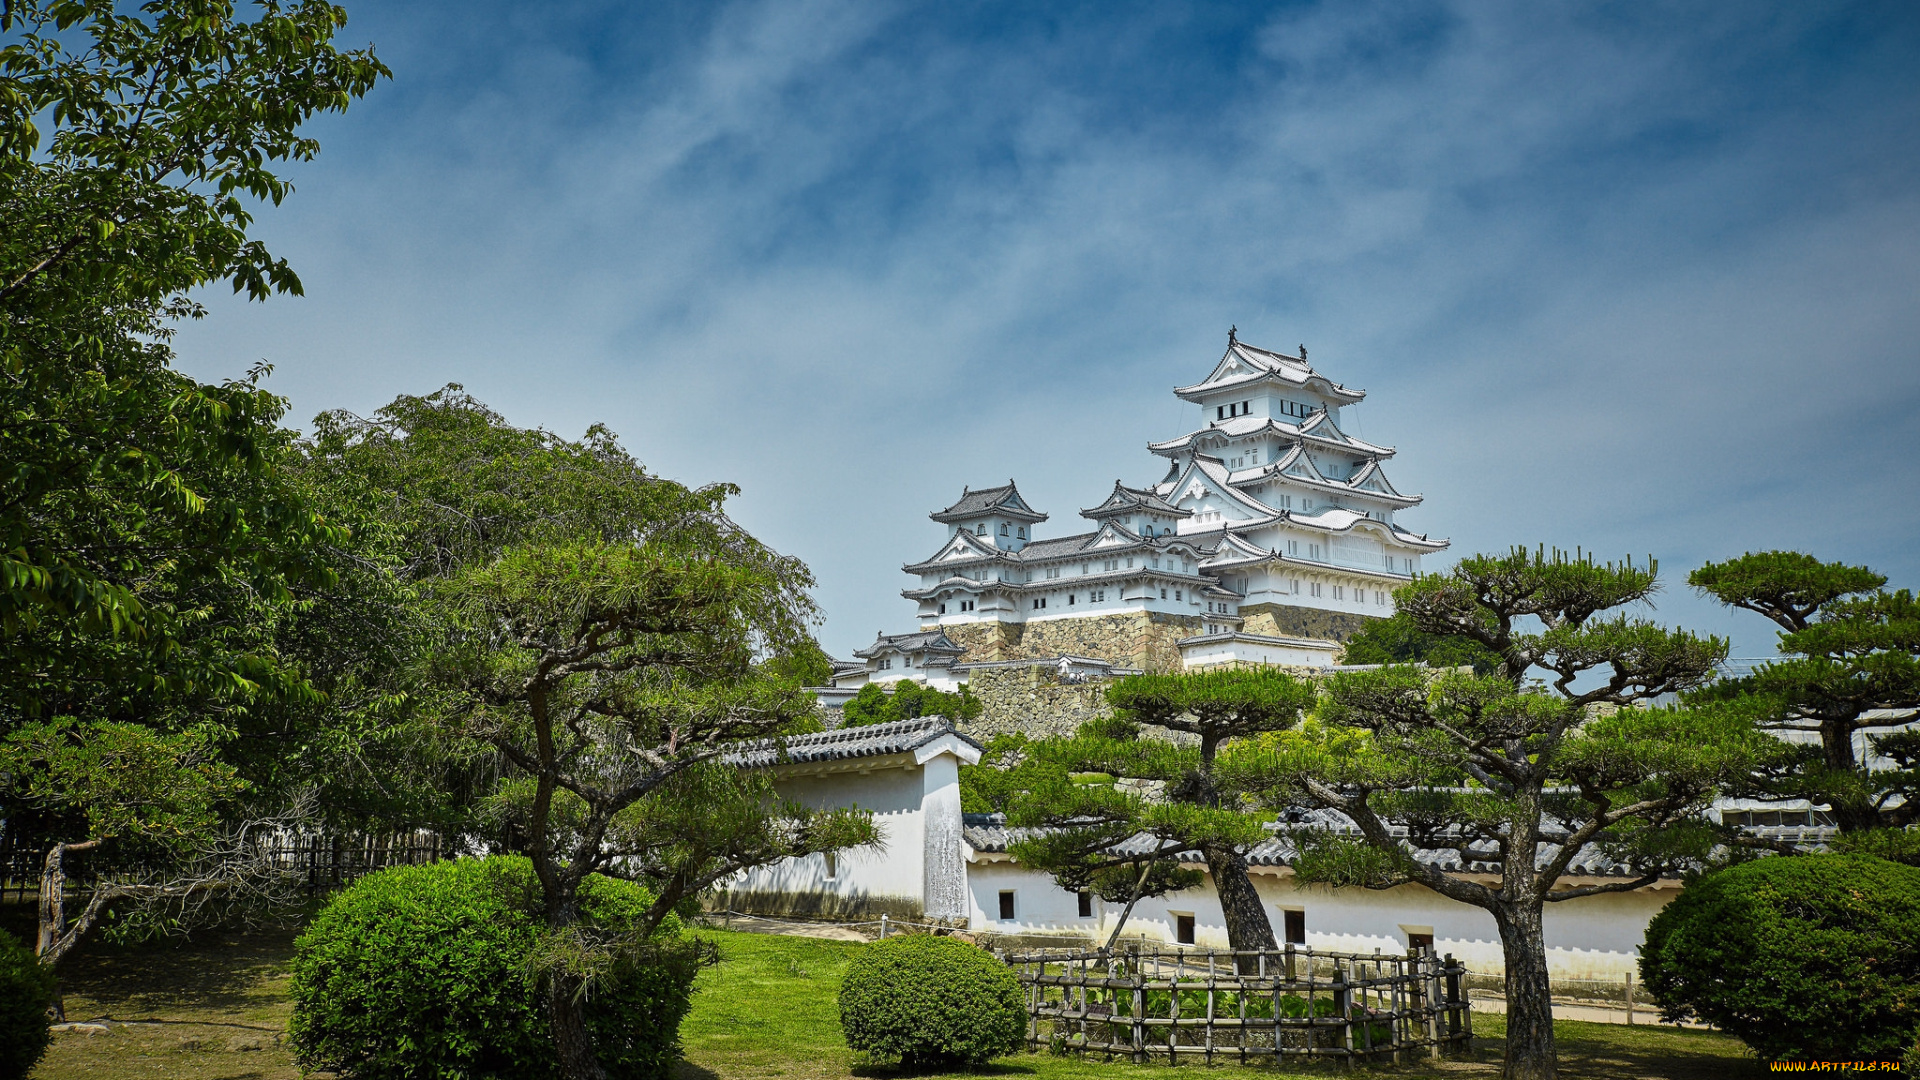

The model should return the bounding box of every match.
[730,765,926,909]
[964,860,1674,981]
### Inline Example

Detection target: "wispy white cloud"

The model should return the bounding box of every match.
[173,0,1920,656]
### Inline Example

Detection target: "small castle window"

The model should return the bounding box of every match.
[1017,526,1025,538]
[1175,590,1182,600]
[1160,588,1167,599]
[1000,524,1009,536]
[976,524,986,536]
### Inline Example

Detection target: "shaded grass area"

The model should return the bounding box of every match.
[3,899,300,1080]
[2,897,1763,1080]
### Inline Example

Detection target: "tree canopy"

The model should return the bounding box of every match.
[1228,547,1773,1080]
[1689,551,1919,841]
[840,680,982,727]
[977,668,1315,964]
[0,0,387,970]
[313,388,876,1080]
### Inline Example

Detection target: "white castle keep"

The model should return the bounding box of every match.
[822,332,1449,700]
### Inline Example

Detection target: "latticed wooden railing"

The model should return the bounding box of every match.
[1004,943,1472,1065]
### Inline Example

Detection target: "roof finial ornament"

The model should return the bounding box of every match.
[1228,325,1237,346]
[1299,344,1307,360]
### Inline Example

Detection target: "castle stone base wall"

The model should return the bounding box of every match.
[929,611,1204,671]
[963,666,1111,741]
[938,621,1023,664]
[1017,611,1202,671]
[1239,603,1377,644]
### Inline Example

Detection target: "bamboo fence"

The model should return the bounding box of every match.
[1005,942,1471,1066]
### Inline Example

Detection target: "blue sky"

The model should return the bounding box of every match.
[170,0,1920,660]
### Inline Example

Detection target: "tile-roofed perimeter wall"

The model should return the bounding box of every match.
[726,716,981,769]
[963,811,1710,881]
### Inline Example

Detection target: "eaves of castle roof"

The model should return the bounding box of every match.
[1148,412,1393,458]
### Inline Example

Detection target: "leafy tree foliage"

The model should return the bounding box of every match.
[1229,548,1775,1080]
[315,389,877,1080]
[986,669,1315,964]
[1640,854,1920,1062]
[1689,551,1920,836]
[0,0,386,969]
[840,680,982,727]
[1,0,386,671]
[1340,610,1501,674]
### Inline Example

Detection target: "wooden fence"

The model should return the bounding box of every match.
[0,831,445,901]
[1005,943,1471,1065]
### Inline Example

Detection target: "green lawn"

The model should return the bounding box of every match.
[12,900,1764,1080]
[677,929,1764,1080]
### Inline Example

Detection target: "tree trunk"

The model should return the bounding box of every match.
[1200,843,1276,974]
[1491,902,1555,1080]
[546,970,605,1080]
[1820,718,1883,832]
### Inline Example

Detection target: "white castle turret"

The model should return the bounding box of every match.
[823,331,1449,700]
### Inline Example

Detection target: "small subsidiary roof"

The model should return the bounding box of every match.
[853,628,965,659]
[931,481,1048,525]
[1080,480,1191,521]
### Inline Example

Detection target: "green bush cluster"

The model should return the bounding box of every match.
[841,681,982,727]
[1640,854,1920,1062]
[288,856,698,1080]
[0,932,54,1080]
[838,934,1025,1067]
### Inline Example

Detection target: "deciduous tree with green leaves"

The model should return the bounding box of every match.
[1228,548,1778,1080]
[1689,551,1919,843]
[0,0,387,972]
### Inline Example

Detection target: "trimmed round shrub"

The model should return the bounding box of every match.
[0,931,54,1080]
[289,856,697,1080]
[1641,854,1920,1062]
[838,934,1025,1067]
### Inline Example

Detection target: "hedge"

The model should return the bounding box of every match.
[289,856,697,1080]
[1640,853,1920,1062]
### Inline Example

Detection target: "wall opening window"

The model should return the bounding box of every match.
[1283,909,1305,945]
[1000,524,1009,536]
[976,524,986,536]
[1160,588,1167,599]
[938,603,946,614]
[1174,590,1182,601]
[1017,527,1026,538]
[1175,913,1196,945]
[1407,931,1434,954]
[1068,594,1075,605]
[1078,892,1094,918]
[999,891,1016,920]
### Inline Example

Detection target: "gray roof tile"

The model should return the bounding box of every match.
[728,716,982,769]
